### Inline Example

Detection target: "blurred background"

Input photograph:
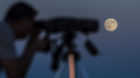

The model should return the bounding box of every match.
[0,0,140,78]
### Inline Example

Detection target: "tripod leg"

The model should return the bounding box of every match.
[76,60,90,78]
[75,65,83,78]
[53,62,66,78]
[68,53,76,78]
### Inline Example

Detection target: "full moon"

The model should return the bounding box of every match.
[104,18,118,31]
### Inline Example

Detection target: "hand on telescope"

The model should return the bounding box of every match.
[25,27,51,54]
[35,35,50,53]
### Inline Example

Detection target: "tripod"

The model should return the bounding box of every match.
[53,52,90,78]
[51,32,91,78]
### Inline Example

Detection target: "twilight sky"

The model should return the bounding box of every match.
[0,0,140,78]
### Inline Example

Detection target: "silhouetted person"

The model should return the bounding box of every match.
[0,2,48,78]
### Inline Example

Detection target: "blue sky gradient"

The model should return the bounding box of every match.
[0,0,140,78]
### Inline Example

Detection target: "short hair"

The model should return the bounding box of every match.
[5,2,37,21]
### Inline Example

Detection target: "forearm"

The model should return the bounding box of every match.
[2,59,19,78]
[17,47,37,77]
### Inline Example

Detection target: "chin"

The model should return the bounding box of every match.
[16,35,27,40]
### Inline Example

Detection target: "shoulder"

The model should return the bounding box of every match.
[0,22,14,43]
[0,22,16,60]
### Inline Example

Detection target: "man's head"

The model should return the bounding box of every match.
[5,2,37,39]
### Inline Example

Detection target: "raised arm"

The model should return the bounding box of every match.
[17,28,41,77]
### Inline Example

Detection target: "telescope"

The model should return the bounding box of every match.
[34,17,98,33]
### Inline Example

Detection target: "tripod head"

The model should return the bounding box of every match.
[50,31,98,71]
[33,17,99,72]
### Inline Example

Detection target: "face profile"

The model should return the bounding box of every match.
[14,17,34,38]
[5,2,37,39]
